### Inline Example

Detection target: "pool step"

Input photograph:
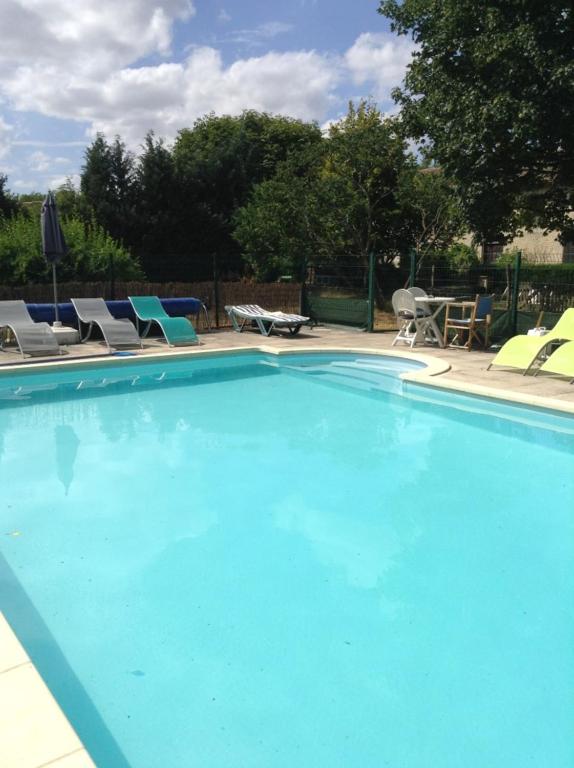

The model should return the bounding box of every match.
[279,360,405,395]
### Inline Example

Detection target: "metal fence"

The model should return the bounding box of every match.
[4,249,572,341]
[301,259,375,329]
[0,279,302,331]
[408,251,574,343]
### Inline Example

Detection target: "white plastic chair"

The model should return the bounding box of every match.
[407,286,432,317]
[391,289,431,348]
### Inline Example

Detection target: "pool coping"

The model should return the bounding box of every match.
[0,342,572,416]
[0,612,96,768]
[0,342,572,768]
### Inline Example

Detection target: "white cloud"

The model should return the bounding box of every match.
[5,47,341,147]
[11,178,38,190]
[0,3,414,180]
[345,32,415,103]
[28,151,70,172]
[0,116,13,159]
[12,140,87,148]
[46,173,81,190]
[228,21,294,45]
[256,21,294,38]
[217,9,231,23]
[28,150,52,172]
[0,1,195,77]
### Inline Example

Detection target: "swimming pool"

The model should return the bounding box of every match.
[0,350,572,768]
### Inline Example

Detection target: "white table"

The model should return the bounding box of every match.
[414,296,456,348]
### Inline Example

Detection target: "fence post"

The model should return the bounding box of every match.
[213,253,220,328]
[510,249,522,335]
[367,251,375,332]
[409,249,417,288]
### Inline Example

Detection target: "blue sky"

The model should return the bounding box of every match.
[0,1,414,193]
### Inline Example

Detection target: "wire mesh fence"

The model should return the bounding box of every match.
[4,248,572,340]
[0,279,302,331]
[302,263,372,328]
[405,251,574,343]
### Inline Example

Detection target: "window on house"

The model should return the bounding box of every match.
[562,242,574,263]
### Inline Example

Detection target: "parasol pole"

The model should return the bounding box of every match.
[52,262,61,326]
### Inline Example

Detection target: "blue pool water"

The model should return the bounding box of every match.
[0,351,573,768]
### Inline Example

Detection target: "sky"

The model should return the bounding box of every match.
[0,0,415,193]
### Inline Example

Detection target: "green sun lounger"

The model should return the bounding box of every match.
[537,340,574,383]
[129,296,198,347]
[488,308,574,373]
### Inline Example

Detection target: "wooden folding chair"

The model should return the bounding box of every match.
[443,294,493,351]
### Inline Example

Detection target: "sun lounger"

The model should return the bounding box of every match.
[0,300,61,358]
[129,296,198,346]
[537,340,574,383]
[225,304,310,337]
[71,298,142,352]
[488,308,574,373]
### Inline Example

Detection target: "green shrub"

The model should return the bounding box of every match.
[0,214,144,285]
[425,243,478,272]
[487,261,574,286]
[443,243,479,271]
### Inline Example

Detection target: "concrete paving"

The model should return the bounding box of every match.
[1,324,573,407]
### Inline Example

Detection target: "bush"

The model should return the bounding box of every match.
[0,214,144,285]
[443,243,479,271]
[424,243,478,273]
[488,261,574,286]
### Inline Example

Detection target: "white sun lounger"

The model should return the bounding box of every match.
[225,304,311,337]
[0,300,61,358]
[71,298,142,352]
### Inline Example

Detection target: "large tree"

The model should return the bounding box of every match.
[234,101,415,279]
[132,132,186,281]
[81,135,136,246]
[397,166,466,257]
[233,146,336,281]
[325,100,413,261]
[173,111,322,276]
[379,0,574,242]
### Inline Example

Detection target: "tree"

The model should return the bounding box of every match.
[81,135,136,245]
[55,178,91,221]
[132,132,185,281]
[173,111,322,275]
[325,100,413,262]
[397,166,466,257]
[379,0,574,242]
[0,174,20,220]
[234,101,414,279]
[233,147,331,280]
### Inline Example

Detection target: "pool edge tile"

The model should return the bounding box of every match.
[37,748,96,768]
[0,612,30,673]
[0,613,95,768]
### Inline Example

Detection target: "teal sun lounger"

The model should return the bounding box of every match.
[129,296,199,347]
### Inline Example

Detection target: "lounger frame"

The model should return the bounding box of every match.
[0,300,61,358]
[225,304,310,337]
[129,296,199,347]
[71,298,142,352]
